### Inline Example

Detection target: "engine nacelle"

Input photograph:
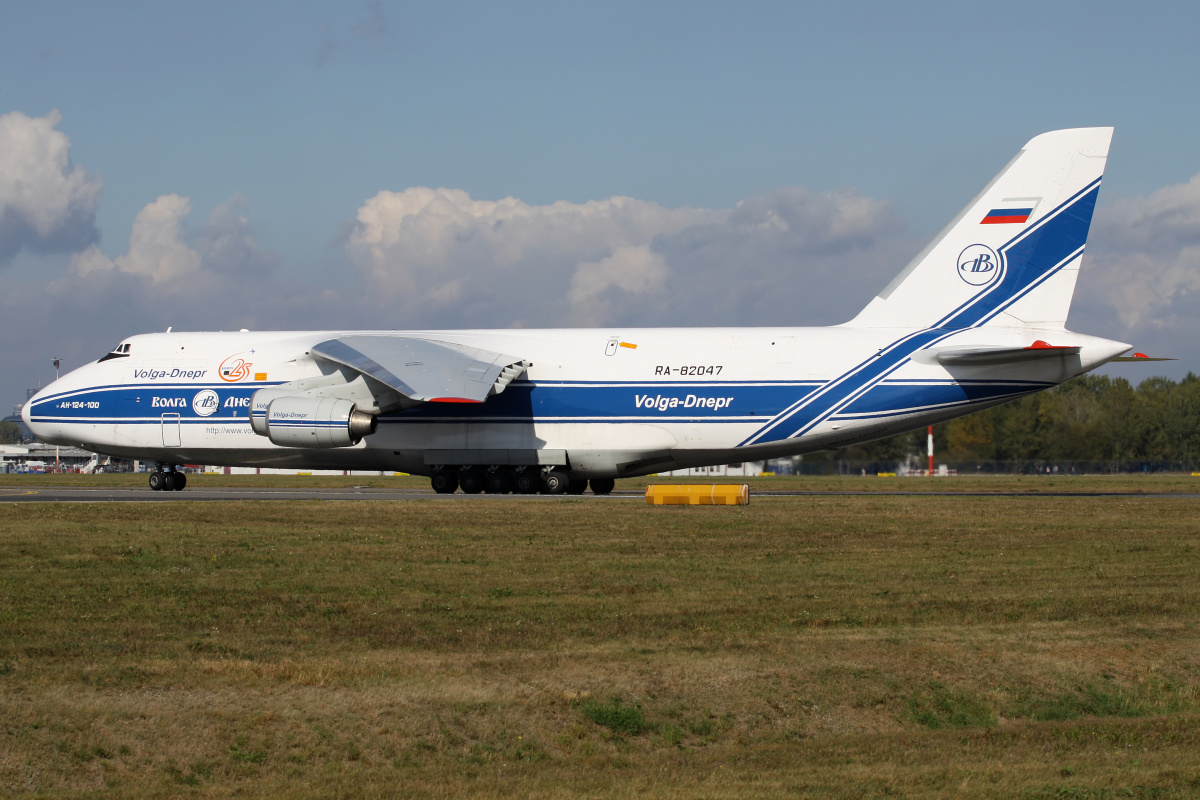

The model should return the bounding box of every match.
[249,388,294,437]
[248,392,377,448]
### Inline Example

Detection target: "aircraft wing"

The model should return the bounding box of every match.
[310,336,530,404]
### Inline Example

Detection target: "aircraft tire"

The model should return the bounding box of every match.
[174,472,187,491]
[484,470,513,494]
[566,478,587,494]
[542,469,569,495]
[163,472,180,491]
[513,470,539,494]
[459,469,485,494]
[148,472,164,491]
[589,477,615,495]
[431,472,458,494]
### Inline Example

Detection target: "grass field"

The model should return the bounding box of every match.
[2,482,1199,797]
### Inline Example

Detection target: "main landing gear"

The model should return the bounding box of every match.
[429,467,615,495]
[148,464,187,491]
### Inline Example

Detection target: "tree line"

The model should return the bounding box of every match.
[815,373,1200,468]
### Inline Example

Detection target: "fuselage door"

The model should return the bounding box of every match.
[161,413,181,447]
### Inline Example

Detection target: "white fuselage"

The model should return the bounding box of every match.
[23,325,1127,477]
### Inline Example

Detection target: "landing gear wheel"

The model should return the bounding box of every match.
[513,470,539,494]
[459,469,485,494]
[431,472,459,494]
[148,472,165,491]
[485,470,513,494]
[589,477,615,495]
[542,469,569,495]
[163,472,180,492]
[173,472,187,491]
[567,478,588,495]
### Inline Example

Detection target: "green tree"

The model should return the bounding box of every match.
[804,370,1200,468]
[0,421,23,444]
[1166,374,1200,461]
[944,412,995,459]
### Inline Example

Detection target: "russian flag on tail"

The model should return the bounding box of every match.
[980,206,1033,224]
[980,197,1040,224]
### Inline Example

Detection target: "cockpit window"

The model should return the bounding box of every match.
[98,342,132,363]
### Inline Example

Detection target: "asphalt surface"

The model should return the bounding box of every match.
[3,486,1200,502]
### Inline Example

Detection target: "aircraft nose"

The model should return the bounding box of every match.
[22,379,66,442]
[22,383,51,435]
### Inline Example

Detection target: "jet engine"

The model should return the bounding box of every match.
[249,392,376,448]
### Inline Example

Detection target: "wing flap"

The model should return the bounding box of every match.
[311,336,529,404]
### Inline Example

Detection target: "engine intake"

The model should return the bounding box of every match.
[248,392,377,448]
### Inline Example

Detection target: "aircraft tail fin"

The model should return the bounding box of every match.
[847,127,1112,331]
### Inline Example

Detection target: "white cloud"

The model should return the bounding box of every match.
[71,194,200,284]
[568,245,669,325]
[1076,174,1200,332]
[193,194,279,276]
[69,193,277,287]
[343,185,907,328]
[1092,173,1200,254]
[0,110,102,264]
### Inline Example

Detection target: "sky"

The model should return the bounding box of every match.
[3,0,1200,413]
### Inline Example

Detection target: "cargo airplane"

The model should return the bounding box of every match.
[24,128,1159,493]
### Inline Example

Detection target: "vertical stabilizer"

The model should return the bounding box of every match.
[848,127,1112,330]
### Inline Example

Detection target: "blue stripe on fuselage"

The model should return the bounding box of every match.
[29,384,261,422]
[29,381,823,424]
[837,380,1050,417]
[31,379,1042,428]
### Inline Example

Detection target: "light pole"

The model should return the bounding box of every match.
[52,358,61,472]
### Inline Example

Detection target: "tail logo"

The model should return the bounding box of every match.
[957,244,1001,287]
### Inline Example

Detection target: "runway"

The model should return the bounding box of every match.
[3,486,1200,502]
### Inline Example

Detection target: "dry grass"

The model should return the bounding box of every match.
[1,491,1199,797]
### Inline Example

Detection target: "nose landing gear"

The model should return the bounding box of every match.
[148,465,187,491]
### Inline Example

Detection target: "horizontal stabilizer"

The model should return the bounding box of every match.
[311,336,529,404]
[923,340,1081,367]
[1110,353,1176,362]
